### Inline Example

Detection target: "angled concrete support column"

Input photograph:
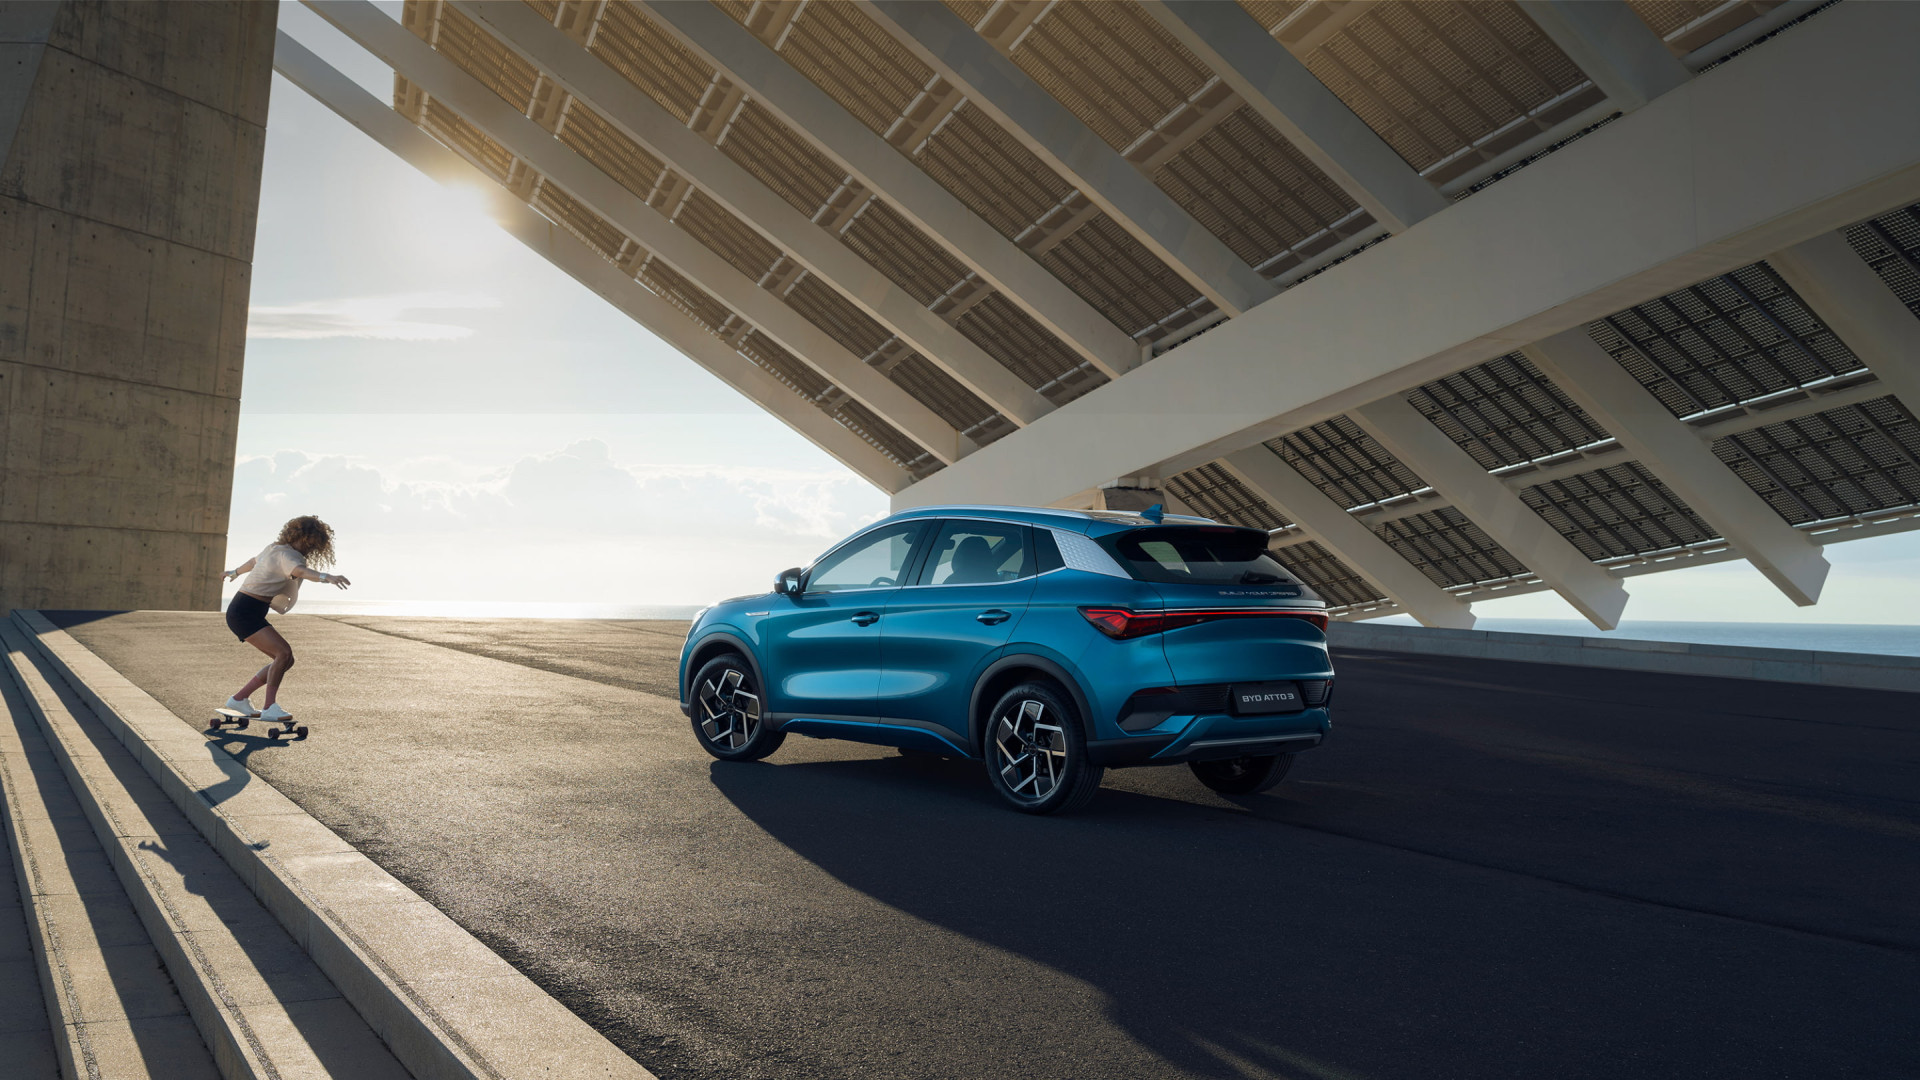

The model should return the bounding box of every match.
[449,0,1052,428]
[633,0,1138,379]
[1767,229,1920,414]
[1139,0,1446,234]
[2,1,274,612]
[273,33,912,494]
[307,0,967,466]
[1523,329,1830,606]
[858,0,1274,316]
[1352,397,1630,628]
[1219,449,1476,629]
[1517,0,1690,109]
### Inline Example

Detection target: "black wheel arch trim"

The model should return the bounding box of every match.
[681,631,765,717]
[968,653,1096,755]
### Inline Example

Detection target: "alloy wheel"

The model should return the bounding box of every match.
[697,668,762,750]
[992,699,1068,801]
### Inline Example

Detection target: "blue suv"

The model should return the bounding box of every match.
[678,505,1334,814]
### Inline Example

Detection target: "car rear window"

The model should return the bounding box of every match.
[1099,526,1305,587]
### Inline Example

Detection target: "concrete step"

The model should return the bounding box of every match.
[0,620,411,1080]
[1,634,220,1078]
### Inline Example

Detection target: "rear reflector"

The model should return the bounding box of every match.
[1078,607,1328,639]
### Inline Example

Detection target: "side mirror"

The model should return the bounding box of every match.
[774,567,805,595]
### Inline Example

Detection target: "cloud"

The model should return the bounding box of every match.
[246,291,501,341]
[226,439,889,603]
[230,439,880,541]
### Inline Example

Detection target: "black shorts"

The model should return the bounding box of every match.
[226,591,273,642]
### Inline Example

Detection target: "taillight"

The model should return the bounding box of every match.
[1077,607,1328,639]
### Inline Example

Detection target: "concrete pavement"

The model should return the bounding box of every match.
[45,611,1920,1079]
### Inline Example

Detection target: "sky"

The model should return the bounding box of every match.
[233,5,1920,624]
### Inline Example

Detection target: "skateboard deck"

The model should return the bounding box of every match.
[208,707,251,731]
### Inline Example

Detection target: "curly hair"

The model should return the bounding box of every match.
[275,515,336,569]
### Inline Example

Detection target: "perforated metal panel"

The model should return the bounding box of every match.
[1272,540,1387,610]
[1843,202,1920,322]
[1269,418,1427,510]
[1712,396,1920,525]
[1243,1,1598,184]
[1589,261,1865,419]
[1371,507,1528,588]
[1165,464,1292,531]
[1407,352,1609,470]
[1520,462,1720,562]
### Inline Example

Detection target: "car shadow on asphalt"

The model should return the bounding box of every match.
[706,753,1920,1080]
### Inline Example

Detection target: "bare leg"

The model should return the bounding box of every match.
[243,626,295,708]
[233,663,271,701]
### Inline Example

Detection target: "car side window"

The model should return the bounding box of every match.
[915,521,1033,586]
[807,522,926,592]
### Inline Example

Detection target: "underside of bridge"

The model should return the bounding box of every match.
[281,0,1920,629]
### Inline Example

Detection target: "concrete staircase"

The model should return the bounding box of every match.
[0,618,409,1079]
[0,609,659,1080]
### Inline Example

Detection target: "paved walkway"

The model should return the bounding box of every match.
[47,611,1920,1080]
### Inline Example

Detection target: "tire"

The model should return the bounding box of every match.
[1189,753,1294,795]
[982,681,1103,814]
[689,655,786,761]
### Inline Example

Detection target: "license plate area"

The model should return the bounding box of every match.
[1230,681,1303,715]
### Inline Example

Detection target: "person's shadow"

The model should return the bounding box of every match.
[198,728,292,808]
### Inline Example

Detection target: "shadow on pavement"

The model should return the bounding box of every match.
[710,752,1919,1079]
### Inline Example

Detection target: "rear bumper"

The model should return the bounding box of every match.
[1088,708,1330,766]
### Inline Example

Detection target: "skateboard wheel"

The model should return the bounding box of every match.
[295,727,308,739]
[237,718,249,730]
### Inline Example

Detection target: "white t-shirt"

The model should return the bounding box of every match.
[240,544,309,613]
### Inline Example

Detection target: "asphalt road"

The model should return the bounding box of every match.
[48,611,1920,1079]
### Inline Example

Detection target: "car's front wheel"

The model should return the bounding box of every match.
[1190,753,1293,795]
[983,681,1103,814]
[690,655,785,761]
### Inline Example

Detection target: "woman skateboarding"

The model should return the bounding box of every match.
[218,515,351,726]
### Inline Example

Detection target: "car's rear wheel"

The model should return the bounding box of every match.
[983,681,1103,814]
[690,655,785,761]
[1190,753,1293,795]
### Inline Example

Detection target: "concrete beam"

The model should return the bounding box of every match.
[1767,229,1920,416]
[305,0,967,466]
[449,0,1051,428]
[1517,0,1691,110]
[1140,0,1447,234]
[891,2,1920,509]
[1219,447,1476,629]
[633,0,1139,379]
[1523,328,1829,605]
[857,0,1275,317]
[273,29,912,492]
[1353,395,1629,628]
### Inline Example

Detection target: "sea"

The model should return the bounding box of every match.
[291,599,1920,660]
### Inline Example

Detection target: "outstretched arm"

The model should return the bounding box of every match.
[291,566,352,590]
[223,558,257,582]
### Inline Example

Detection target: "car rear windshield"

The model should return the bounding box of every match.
[1099,526,1307,587]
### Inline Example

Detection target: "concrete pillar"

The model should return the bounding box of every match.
[0,1,275,612]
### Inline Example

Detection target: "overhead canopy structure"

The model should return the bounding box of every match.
[284,0,1920,629]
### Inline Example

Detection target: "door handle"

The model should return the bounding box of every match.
[976,609,1012,625]
[851,611,880,626]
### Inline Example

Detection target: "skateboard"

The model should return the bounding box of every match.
[208,708,307,741]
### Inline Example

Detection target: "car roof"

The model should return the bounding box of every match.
[883,504,1222,536]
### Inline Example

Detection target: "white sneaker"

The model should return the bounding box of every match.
[223,697,257,716]
[259,703,294,724]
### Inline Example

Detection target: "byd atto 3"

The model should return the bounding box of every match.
[678,504,1334,814]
